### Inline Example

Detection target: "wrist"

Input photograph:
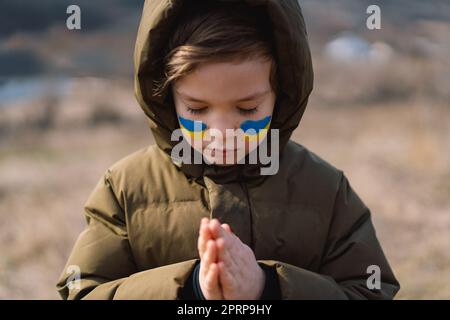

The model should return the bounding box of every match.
[254,264,266,299]
[257,262,282,300]
[193,262,206,300]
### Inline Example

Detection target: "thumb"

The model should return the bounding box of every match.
[221,223,233,234]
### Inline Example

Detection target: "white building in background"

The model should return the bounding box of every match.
[324,33,393,65]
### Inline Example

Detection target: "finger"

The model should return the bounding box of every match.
[201,217,210,227]
[200,239,216,277]
[208,219,226,239]
[198,218,211,259]
[205,262,222,299]
[217,261,236,292]
[209,219,235,247]
[216,222,240,253]
[209,220,242,270]
[215,236,238,273]
[221,223,233,234]
[198,218,214,257]
[201,242,223,300]
[217,232,252,280]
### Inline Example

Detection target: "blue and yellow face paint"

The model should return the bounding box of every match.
[178,115,208,141]
[240,115,272,142]
[178,114,272,145]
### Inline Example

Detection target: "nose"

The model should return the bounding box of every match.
[205,112,239,146]
[208,112,238,134]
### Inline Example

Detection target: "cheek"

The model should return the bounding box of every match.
[241,115,272,153]
[240,115,271,131]
[176,109,273,156]
[177,115,209,151]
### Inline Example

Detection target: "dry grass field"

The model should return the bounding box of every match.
[0,74,448,299]
[1,0,449,299]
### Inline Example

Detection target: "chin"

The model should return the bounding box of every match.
[213,162,236,167]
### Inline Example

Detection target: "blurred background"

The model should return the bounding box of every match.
[0,0,449,299]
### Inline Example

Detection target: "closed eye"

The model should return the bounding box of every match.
[187,106,207,115]
[238,107,258,115]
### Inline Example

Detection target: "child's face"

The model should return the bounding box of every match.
[172,58,276,165]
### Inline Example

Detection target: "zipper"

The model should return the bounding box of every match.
[239,179,255,252]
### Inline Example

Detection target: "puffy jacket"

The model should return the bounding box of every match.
[56,0,400,299]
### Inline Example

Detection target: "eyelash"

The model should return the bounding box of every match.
[238,107,258,115]
[186,107,259,115]
[187,107,206,115]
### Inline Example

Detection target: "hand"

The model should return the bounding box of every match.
[197,218,224,300]
[197,218,265,300]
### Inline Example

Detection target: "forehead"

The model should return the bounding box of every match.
[173,58,272,104]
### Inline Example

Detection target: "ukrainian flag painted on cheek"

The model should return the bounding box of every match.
[178,115,208,140]
[240,115,272,142]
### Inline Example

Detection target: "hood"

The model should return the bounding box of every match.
[133,0,313,185]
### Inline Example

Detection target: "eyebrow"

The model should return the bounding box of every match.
[175,89,271,104]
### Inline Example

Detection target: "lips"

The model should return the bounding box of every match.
[205,148,238,155]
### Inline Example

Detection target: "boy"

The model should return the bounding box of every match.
[57,0,400,299]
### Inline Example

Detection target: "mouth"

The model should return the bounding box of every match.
[205,148,238,155]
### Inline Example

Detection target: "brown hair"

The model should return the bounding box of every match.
[153,1,278,97]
